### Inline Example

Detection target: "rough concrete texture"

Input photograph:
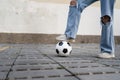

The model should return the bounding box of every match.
[0,43,120,80]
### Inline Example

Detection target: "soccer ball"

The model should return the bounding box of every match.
[56,41,72,57]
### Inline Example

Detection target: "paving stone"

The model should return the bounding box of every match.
[37,44,120,80]
[0,72,7,80]
[0,43,120,80]
[7,48,78,80]
[50,57,120,80]
[9,58,78,80]
[0,45,22,80]
[9,70,72,79]
[79,74,120,80]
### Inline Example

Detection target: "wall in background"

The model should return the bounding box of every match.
[0,0,120,36]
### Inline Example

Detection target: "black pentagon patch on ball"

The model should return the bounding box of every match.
[56,49,59,54]
[67,42,71,46]
[59,41,63,46]
[63,48,68,53]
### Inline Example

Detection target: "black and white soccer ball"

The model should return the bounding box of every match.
[56,41,72,57]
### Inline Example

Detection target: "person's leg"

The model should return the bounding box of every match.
[56,0,98,41]
[99,0,115,58]
[65,0,98,39]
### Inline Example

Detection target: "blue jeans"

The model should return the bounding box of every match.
[65,0,115,54]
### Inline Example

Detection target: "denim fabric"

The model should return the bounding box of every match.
[100,0,115,53]
[64,0,115,53]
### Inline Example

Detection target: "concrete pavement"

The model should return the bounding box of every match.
[0,43,120,80]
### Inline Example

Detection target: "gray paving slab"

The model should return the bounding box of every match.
[36,43,120,80]
[0,43,120,80]
[7,45,78,80]
[0,72,7,80]
[9,70,73,79]
[0,45,21,80]
[79,74,120,80]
